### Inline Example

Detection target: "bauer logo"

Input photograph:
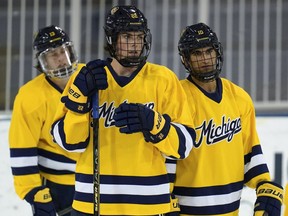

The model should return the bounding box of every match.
[257,188,283,200]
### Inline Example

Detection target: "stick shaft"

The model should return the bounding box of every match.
[92,92,100,216]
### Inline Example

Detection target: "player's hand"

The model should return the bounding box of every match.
[254,181,283,216]
[25,187,57,216]
[113,103,171,143]
[63,59,108,113]
[73,59,108,96]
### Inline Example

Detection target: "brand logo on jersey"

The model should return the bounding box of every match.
[194,116,241,147]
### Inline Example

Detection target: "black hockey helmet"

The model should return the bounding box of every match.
[33,25,78,78]
[103,5,152,67]
[178,23,223,82]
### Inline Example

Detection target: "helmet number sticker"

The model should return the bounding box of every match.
[197,30,204,35]
[131,13,138,19]
[49,31,55,36]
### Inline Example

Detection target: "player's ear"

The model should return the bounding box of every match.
[180,56,185,64]
[180,56,189,69]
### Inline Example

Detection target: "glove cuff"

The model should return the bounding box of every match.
[144,114,171,143]
[254,181,283,215]
[150,111,166,135]
[256,181,284,204]
[61,96,92,114]
[24,186,47,204]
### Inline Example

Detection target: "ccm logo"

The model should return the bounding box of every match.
[258,189,283,200]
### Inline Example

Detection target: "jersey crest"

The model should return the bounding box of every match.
[195,115,241,147]
[96,100,155,128]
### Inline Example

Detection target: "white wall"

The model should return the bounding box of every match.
[1,116,287,215]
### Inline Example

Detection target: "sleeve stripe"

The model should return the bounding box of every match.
[10,147,37,157]
[11,166,39,175]
[244,165,269,183]
[171,122,194,159]
[38,156,76,172]
[244,145,263,164]
[243,144,269,182]
[51,118,88,153]
[244,154,267,174]
[10,156,38,167]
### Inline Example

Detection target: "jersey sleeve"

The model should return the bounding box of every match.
[9,91,43,199]
[51,70,90,153]
[153,68,196,160]
[238,90,271,188]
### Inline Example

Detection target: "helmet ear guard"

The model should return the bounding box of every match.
[178,23,224,82]
[33,25,78,78]
[103,5,152,67]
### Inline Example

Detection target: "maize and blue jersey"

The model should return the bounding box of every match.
[51,61,196,215]
[9,64,84,200]
[173,76,271,216]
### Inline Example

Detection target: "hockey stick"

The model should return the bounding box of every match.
[92,92,100,216]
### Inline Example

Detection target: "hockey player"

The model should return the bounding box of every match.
[51,5,195,216]
[9,25,82,216]
[173,22,283,215]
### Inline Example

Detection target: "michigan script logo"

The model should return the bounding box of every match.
[194,116,241,147]
[93,101,155,128]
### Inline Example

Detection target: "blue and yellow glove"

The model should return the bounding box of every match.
[62,59,108,113]
[113,103,171,143]
[254,181,283,216]
[25,187,56,216]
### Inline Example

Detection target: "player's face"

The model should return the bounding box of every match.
[116,31,144,59]
[189,46,217,73]
[44,46,71,70]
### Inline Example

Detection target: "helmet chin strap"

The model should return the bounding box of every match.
[115,45,148,67]
[191,69,220,83]
[117,56,144,67]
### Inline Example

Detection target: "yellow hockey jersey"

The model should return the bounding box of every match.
[51,61,196,215]
[9,64,83,200]
[173,77,271,216]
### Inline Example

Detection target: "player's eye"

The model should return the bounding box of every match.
[137,35,144,40]
[191,51,202,56]
[47,51,57,57]
[205,48,214,55]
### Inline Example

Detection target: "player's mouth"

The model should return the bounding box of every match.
[128,51,140,56]
[58,63,68,68]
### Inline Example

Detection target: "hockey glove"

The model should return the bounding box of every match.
[63,59,108,113]
[25,187,56,216]
[254,181,283,216]
[113,103,171,143]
